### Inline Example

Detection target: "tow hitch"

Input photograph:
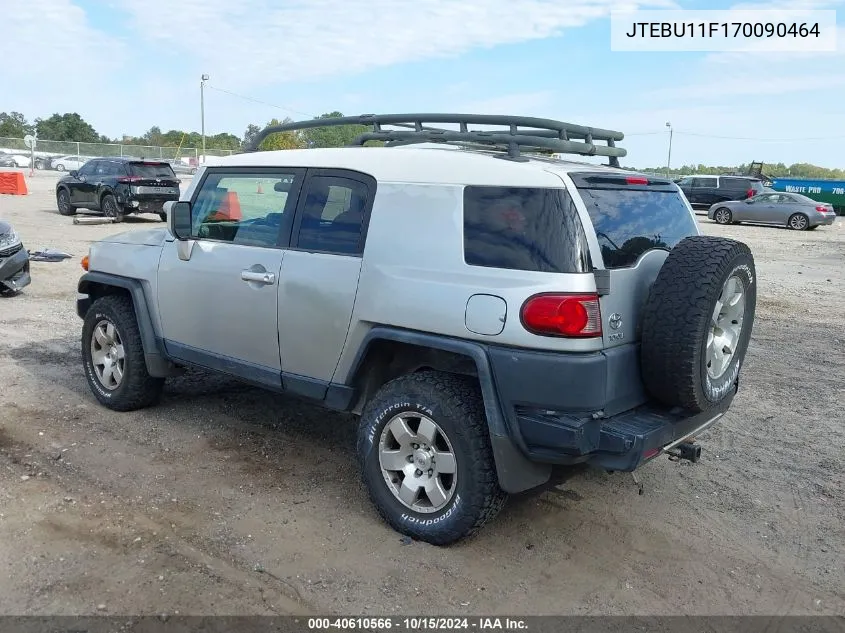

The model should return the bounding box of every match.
[666,442,701,463]
[660,412,722,464]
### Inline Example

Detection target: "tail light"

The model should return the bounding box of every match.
[81,254,89,271]
[520,293,602,338]
[117,176,144,184]
[626,176,649,185]
[816,205,831,212]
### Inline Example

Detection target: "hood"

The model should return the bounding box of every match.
[100,227,169,247]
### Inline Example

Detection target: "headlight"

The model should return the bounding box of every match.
[0,229,21,249]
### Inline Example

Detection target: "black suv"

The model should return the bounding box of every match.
[676,175,764,210]
[55,157,181,222]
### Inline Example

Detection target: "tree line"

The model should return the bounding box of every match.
[1,110,842,179]
[0,110,371,153]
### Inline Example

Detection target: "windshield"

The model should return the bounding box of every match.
[128,162,176,179]
[577,186,698,269]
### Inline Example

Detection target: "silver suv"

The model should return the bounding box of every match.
[76,114,757,545]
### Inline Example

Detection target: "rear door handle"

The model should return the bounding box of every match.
[241,270,276,285]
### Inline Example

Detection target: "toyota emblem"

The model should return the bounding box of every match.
[609,313,623,330]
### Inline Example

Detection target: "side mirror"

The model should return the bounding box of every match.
[69,170,78,178]
[165,201,192,240]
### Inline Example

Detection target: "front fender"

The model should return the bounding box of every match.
[77,271,180,377]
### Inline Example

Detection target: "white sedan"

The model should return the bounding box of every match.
[0,153,31,168]
[52,156,90,171]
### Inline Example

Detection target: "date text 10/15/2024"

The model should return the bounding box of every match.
[307,617,528,631]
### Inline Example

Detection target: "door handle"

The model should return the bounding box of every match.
[241,270,276,285]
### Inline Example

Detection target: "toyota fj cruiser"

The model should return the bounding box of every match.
[75,114,756,545]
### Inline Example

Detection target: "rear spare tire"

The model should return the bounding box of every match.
[640,236,756,413]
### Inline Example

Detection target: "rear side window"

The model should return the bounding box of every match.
[463,186,591,273]
[572,173,698,269]
[128,162,176,178]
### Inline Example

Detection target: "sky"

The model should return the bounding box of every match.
[2,0,844,169]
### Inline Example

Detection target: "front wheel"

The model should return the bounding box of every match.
[57,189,76,216]
[713,207,732,225]
[357,371,506,546]
[81,295,164,411]
[56,164,65,171]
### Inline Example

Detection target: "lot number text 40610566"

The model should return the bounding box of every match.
[307,617,528,631]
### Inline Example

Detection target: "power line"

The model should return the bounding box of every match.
[201,90,845,143]
[206,85,313,118]
[626,129,845,142]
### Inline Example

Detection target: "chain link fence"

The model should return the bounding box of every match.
[0,136,237,167]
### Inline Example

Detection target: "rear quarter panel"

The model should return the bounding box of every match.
[334,179,606,382]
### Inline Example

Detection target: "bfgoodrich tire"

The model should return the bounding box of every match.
[357,371,506,546]
[81,295,164,411]
[640,236,756,414]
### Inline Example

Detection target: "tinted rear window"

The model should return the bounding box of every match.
[463,186,591,273]
[577,186,697,269]
[128,162,176,178]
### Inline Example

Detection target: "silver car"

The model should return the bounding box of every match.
[708,192,837,230]
[74,113,758,545]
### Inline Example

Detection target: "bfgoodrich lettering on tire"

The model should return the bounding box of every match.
[81,295,164,411]
[357,371,506,545]
[640,236,756,414]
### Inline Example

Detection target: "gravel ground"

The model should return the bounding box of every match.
[0,170,843,616]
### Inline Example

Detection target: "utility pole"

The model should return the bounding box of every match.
[201,74,209,164]
[665,121,673,178]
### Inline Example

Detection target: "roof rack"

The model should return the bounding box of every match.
[245,113,627,166]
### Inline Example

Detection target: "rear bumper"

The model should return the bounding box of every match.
[115,186,179,213]
[487,343,737,472]
[812,213,837,226]
[512,391,734,471]
[0,245,31,292]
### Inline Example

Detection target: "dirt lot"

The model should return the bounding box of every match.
[1,170,843,617]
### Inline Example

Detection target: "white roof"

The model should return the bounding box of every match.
[207,146,631,187]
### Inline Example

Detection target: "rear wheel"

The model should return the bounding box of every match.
[101,193,124,222]
[641,236,756,414]
[56,164,65,172]
[788,213,809,230]
[357,371,506,545]
[713,207,732,225]
[56,189,76,216]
